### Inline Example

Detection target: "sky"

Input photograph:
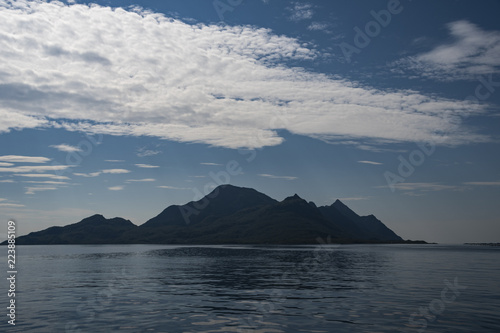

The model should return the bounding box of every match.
[0,0,499,244]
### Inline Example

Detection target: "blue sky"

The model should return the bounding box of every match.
[0,0,499,243]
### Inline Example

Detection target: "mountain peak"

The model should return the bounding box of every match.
[333,199,346,206]
[284,194,302,201]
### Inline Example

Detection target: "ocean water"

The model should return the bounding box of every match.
[1,244,499,332]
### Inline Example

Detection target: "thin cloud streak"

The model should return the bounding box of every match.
[135,164,160,168]
[464,181,500,186]
[358,161,383,165]
[50,144,82,153]
[258,173,298,180]
[108,186,124,191]
[0,155,51,163]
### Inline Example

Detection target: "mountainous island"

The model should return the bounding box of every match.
[4,185,425,245]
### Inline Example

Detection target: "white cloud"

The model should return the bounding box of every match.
[126,178,156,182]
[200,162,223,166]
[25,186,58,195]
[393,20,500,80]
[49,144,82,153]
[358,160,383,165]
[258,173,298,180]
[157,185,190,190]
[338,197,369,201]
[101,169,131,174]
[0,165,72,173]
[73,168,130,177]
[136,148,161,157]
[73,172,102,177]
[0,2,490,149]
[22,181,69,185]
[108,186,124,191]
[464,181,500,186]
[0,162,14,167]
[0,155,51,163]
[0,203,25,207]
[308,22,329,31]
[14,174,70,180]
[135,164,159,168]
[0,179,15,183]
[380,182,461,192]
[288,2,314,21]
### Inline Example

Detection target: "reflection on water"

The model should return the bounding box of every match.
[3,244,500,332]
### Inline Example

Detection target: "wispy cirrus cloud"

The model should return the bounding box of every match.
[135,164,159,168]
[0,203,25,207]
[101,169,131,174]
[377,182,462,195]
[25,186,58,195]
[22,181,69,185]
[338,197,369,201]
[49,144,82,153]
[108,186,124,191]
[0,165,72,173]
[136,148,161,157]
[200,162,223,166]
[157,185,190,190]
[288,2,314,21]
[14,174,70,180]
[73,168,130,177]
[464,181,500,186]
[358,160,383,165]
[0,2,490,149]
[392,20,500,81]
[126,178,156,182]
[0,162,14,167]
[258,173,298,180]
[0,155,51,163]
[73,172,102,178]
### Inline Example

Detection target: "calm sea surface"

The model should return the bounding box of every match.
[2,244,499,332]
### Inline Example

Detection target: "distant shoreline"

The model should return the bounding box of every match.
[2,239,429,246]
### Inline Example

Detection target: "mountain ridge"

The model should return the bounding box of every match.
[3,184,426,245]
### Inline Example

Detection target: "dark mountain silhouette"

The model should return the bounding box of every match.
[10,214,137,245]
[142,185,277,228]
[6,185,420,245]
